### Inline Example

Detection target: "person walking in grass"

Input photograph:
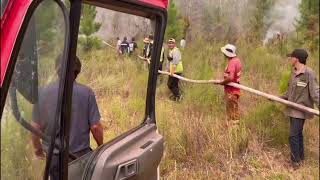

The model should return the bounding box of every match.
[129,37,138,56]
[116,37,122,54]
[31,56,104,180]
[167,38,183,101]
[143,37,151,59]
[120,37,129,55]
[214,44,242,125]
[142,37,151,68]
[157,44,166,84]
[180,37,186,49]
[280,49,319,169]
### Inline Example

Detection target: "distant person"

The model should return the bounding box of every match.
[116,37,122,54]
[31,56,104,180]
[129,37,138,56]
[180,37,186,49]
[148,34,154,44]
[280,49,319,169]
[159,45,165,71]
[157,45,165,84]
[214,44,242,125]
[120,37,129,55]
[142,37,150,58]
[147,34,154,58]
[167,38,183,101]
[142,37,152,68]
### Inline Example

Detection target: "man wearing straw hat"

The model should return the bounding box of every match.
[214,44,242,125]
[143,37,151,59]
[142,37,151,68]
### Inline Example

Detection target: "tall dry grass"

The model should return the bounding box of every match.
[77,39,319,179]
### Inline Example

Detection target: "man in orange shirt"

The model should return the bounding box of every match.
[215,44,242,125]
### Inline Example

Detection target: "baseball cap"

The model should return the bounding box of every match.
[168,38,176,43]
[287,49,308,62]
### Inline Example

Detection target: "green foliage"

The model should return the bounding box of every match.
[80,38,318,178]
[79,5,102,51]
[78,35,102,52]
[279,69,291,94]
[35,1,59,42]
[165,0,186,40]
[1,97,44,179]
[243,103,288,147]
[35,1,65,54]
[296,0,320,50]
[79,5,101,36]
[267,172,290,179]
[248,0,276,40]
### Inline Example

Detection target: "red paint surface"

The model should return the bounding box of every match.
[1,0,32,87]
[138,0,168,9]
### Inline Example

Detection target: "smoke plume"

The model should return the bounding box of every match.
[263,0,301,45]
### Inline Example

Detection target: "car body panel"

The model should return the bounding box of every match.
[0,0,33,86]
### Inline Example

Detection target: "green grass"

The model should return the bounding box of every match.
[1,38,318,179]
[80,39,319,179]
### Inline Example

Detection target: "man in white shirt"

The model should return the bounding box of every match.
[180,37,186,49]
[116,37,122,54]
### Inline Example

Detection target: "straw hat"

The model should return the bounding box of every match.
[143,37,150,43]
[221,44,237,58]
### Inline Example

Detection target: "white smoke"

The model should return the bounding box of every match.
[95,7,152,42]
[263,0,301,45]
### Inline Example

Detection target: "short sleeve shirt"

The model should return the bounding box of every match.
[32,82,101,153]
[169,47,181,65]
[224,57,241,94]
[117,40,122,49]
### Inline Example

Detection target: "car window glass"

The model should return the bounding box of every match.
[1,1,67,179]
[0,0,8,17]
[75,5,155,145]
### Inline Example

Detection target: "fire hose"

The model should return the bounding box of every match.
[103,41,319,116]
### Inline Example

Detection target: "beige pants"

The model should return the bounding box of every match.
[225,93,240,121]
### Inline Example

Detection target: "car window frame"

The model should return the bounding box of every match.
[0,0,71,179]
[84,0,167,125]
[75,0,167,178]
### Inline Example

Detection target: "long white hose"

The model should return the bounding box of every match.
[107,41,320,116]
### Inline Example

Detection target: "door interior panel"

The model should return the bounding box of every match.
[68,151,94,180]
[87,124,163,180]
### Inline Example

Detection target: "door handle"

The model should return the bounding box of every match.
[115,159,138,180]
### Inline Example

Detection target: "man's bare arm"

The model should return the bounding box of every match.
[219,71,235,85]
[31,121,45,158]
[90,122,104,146]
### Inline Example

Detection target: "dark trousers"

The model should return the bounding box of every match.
[158,61,163,71]
[49,148,92,180]
[157,61,164,84]
[289,117,305,163]
[167,73,181,97]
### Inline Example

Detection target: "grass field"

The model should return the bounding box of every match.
[1,39,318,179]
[78,39,319,179]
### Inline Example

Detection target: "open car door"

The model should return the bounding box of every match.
[1,0,73,179]
[67,0,167,179]
[1,0,167,179]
